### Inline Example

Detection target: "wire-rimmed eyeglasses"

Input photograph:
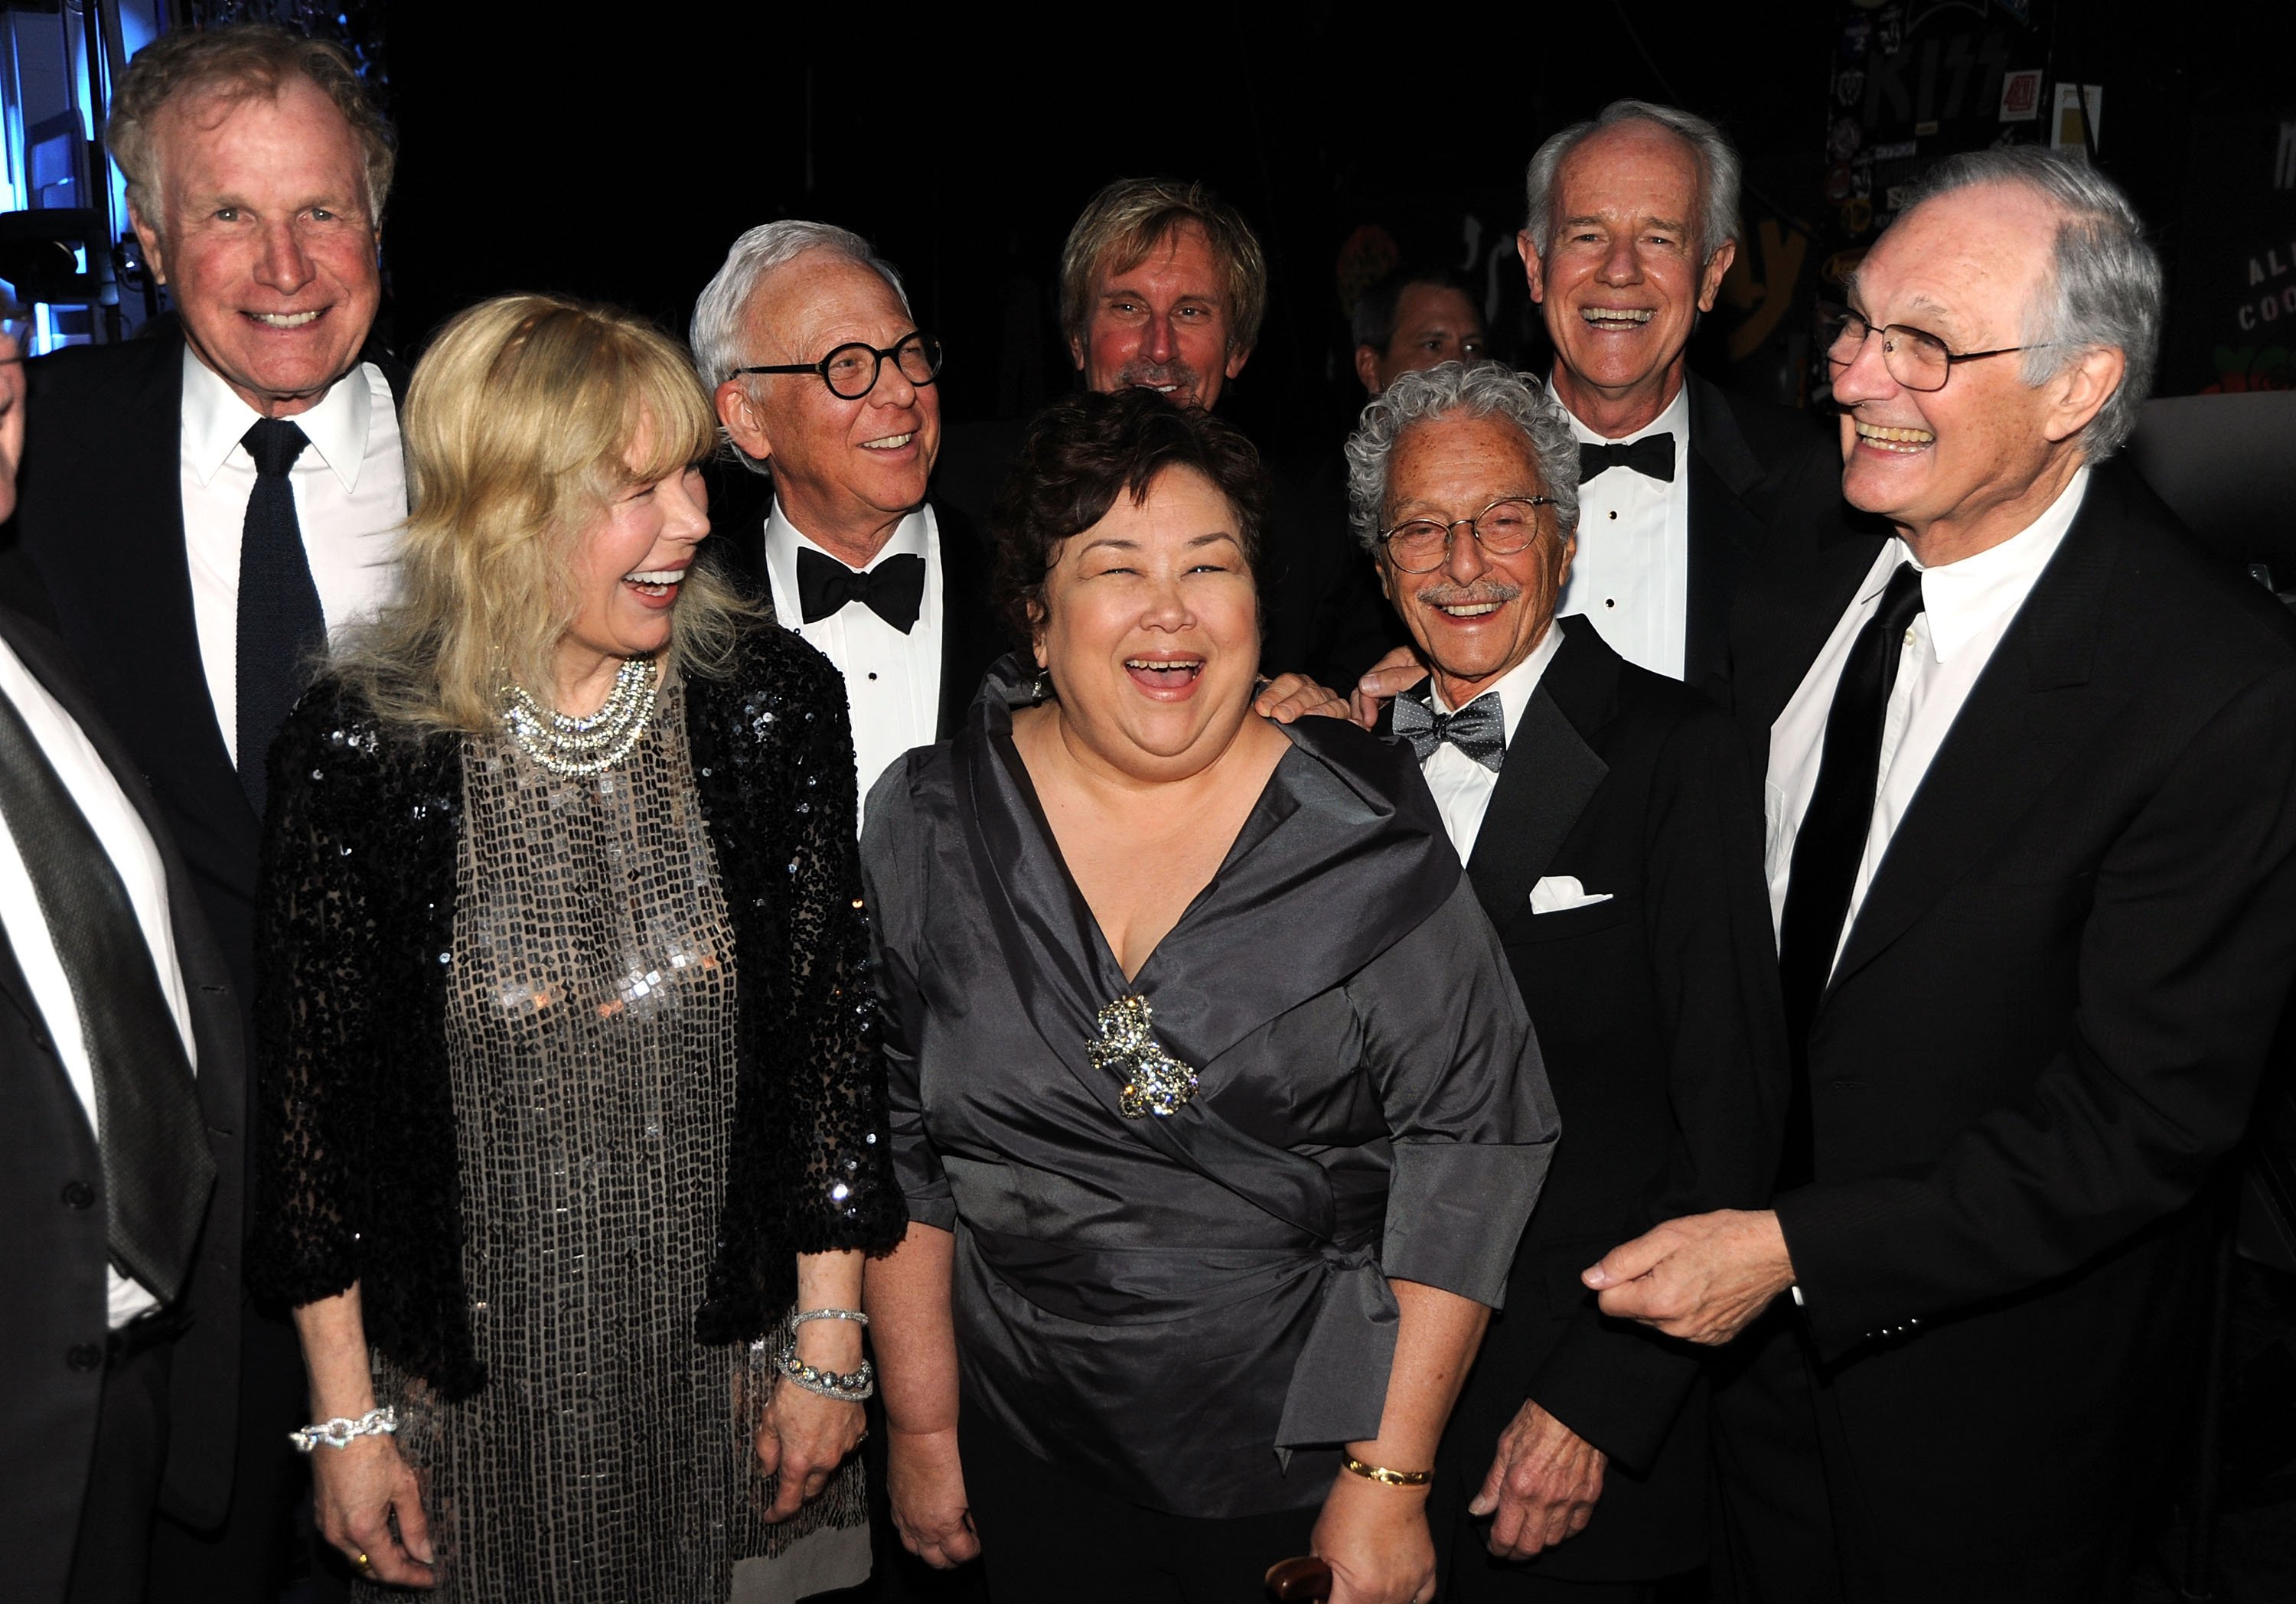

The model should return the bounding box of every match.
[1379,496,1557,574]
[732,331,944,400]
[1823,308,2053,394]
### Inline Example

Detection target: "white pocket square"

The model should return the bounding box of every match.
[1529,875,1614,915]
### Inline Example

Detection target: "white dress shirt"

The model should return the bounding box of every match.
[763,501,944,830]
[1557,380,1692,681]
[0,634,197,1328]
[1765,468,2092,967]
[180,351,409,767]
[1415,624,1565,862]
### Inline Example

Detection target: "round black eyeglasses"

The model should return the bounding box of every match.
[732,332,944,400]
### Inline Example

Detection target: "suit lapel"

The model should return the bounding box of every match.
[1683,380,1771,696]
[934,498,1003,736]
[1466,620,1612,930]
[1830,484,2126,989]
[43,334,248,826]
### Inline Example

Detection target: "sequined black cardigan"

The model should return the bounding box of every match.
[247,625,905,1400]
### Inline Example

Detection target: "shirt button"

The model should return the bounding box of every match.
[1904,627,1918,646]
[1604,598,1617,609]
[61,1181,94,1210]
[867,672,878,681]
[66,1343,103,1372]
[1608,510,1618,520]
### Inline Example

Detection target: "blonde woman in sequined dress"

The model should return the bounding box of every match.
[249,294,905,1601]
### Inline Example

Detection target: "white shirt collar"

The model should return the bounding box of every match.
[1877,465,2091,663]
[765,498,928,572]
[1558,373,1691,446]
[1427,616,1566,743]
[180,347,373,494]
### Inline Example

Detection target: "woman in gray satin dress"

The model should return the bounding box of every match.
[862,388,1559,1604]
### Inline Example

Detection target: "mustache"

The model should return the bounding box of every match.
[1413,580,1523,607]
[1117,361,1200,391]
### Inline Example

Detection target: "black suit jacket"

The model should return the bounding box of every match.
[1737,465,2296,1596]
[1675,373,1848,705]
[0,605,245,1602]
[1423,618,1788,1582]
[2,328,407,1035]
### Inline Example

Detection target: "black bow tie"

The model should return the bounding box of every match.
[1393,688,1506,772]
[1579,434,1676,484]
[796,548,926,632]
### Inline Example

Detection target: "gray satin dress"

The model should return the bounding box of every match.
[861,663,1559,1519]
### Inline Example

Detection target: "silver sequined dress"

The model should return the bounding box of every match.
[364,681,868,1602]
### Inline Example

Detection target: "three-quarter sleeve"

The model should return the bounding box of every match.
[859,752,953,1230]
[765,654,905,1257]
[1352,875,1560,1306]
[248,696,383,1308]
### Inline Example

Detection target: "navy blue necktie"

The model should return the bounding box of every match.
[235,419,325,817]
[1393,689,1506,772]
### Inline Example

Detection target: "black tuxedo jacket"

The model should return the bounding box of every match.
[711,494,1006,741]
[1419,618,1788,1583]
[1736,464,2296,1596]
[1675,373,1849,705]
[0,605,246,1600]
[2,328,407,1035]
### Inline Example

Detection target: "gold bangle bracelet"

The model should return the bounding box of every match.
[1340,1452,1433,1488]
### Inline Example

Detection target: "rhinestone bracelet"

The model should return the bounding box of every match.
[289,1405,400,1453]
[772,1309,875,1400]
[791,1307,869,1330]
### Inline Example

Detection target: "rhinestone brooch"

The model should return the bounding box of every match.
[1091,994,1199,1118]
[501,657,660,776]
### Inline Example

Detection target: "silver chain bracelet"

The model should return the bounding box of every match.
[289,1405,399,1453]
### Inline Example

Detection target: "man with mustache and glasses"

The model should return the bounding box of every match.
[693,220,1003,826]
[1353,362,1785,1603]
[1585,149,2296,1604]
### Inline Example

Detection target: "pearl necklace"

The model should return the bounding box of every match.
[501,657,660,776]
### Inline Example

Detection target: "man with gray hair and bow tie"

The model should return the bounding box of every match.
[1354,360,1786,1602]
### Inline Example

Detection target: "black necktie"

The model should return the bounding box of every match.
[0,683,215,1306]
[1774,562,1926,1188]
[1579,434,1676,484]
[236,419,325,817]
[1392,688,1506,772]
[796,548,926,633]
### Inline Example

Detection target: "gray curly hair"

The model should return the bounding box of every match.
[1345,363,1581,553]
[1887,146,2161,461]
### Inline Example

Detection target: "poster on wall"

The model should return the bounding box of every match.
[2158,110,2296,394]
[1815,0,2056,399]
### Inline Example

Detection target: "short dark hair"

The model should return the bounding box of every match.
[1352,262,1476,354]
[991,388,1269,647]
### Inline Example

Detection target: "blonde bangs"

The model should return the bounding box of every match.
[336,293,763,738]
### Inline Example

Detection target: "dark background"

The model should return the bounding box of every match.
[373,0,2296,473]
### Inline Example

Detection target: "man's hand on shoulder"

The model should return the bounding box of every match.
[1583,1209,1795,1346]
[1254,673,1350,724]
[1350,646,1428,730]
